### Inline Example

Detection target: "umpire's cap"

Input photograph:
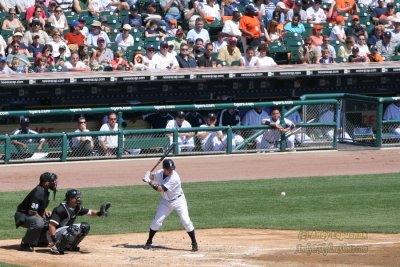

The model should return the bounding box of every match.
[163,159,176,170]
[39,172,57,184]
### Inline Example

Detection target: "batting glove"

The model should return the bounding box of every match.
[143,171,151,183]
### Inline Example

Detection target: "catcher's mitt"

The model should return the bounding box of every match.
[99,202,111,216]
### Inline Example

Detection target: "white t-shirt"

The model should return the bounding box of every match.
[98,123,119,148]
[257,56,277,66]
[62,60,87,71]
[152,52,179,70]
[115,33,134,50]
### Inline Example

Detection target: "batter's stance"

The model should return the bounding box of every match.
[142,159,198,252]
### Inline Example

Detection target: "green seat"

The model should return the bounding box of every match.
[268,41,287,53]
[335,57,347,63]
[230,60,241,66]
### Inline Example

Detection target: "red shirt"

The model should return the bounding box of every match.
[64,32,85,46]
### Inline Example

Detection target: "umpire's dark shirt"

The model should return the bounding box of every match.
[17,185,49,217]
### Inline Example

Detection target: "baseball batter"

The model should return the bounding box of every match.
[142,159,198,252]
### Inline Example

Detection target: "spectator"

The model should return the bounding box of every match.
[86,20,111,47]
[197,113,227,151]
[330,0,359,16]
[265,19,283,42]
[338,36,355,59]
[315,35,336,62]
[376,31,395,59]
[284,13,306,35]
[330,15,347,43]
[390,18,400,46]
[142,0,165,29]
[257,107,296,150]
[6,31,30,57]
[47,5,68,31]
[121,4,143,31]
[101,0,129,12]
[197,42,222,67]
[143,44,157,69]
[310,24,324,47]
[111,50,129,70]
[166,111,195,152]
[48,29,71,58]
[367,45,383,62]
[184,0,202,30]
[17,0,35,13]
[2,8,25,32]
[115,24,134,51]
[345,15,367,43]
[348,46,368,62]
[239,4,262,51]
[143,111,174,129]
[34,56,48,72]
[55,44,68,66]
[287,0,307,23]
[319,47,334,63]
[367,25,384,46]
[378,3,395,26]
[28,34,44,57]
[218,37,242,66]
[25,0,48,22]
[71,116,94,157]
[222,0,241,16]
[78,16,89,38]
[131,52,148,71]
[306,0,326,24]
[6,41,30,68]
[34,44,54,67]
[187,18,210,44]
[64,20,85,51]
[73,0,91,14]
[99,15,112,35]
[212,32,227,53]
[98,112,122,156]
[10,56,28,73]
[152,40,179,70]
[11,117,45,157]
[199,0,223,22]
[28,7,46,29]
[222,10,242,41]
[160,0,185,22]
[176,43,197,68]
[172,29,187,54]
[166,19,178,37]
[0,0,18,13]
[193,38,205,61]
[0,55,15,74]
[240,46,258,66]
[356,34,369,57]
[54,0,74,12]
[298,37,316,64]
[144,20,166,40]
[78,43,90,66]
[89,37,113,70]
[168,41,177,56]
[257,43,277,66]
[23,19,51,46]
[62,50,90,71]
[383,99,400,135]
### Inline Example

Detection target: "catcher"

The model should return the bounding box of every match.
[47,189,111,255]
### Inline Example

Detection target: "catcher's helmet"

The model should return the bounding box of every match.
[40,172,57,183]
[162,159,176,170]
[65,189,81,204]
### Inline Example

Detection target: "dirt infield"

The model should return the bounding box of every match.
[1,149,400,266]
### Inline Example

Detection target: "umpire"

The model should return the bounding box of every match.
[15,172,58,252]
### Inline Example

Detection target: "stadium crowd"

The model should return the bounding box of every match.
[0,0,399,73]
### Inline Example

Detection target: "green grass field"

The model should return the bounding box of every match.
[1,173,399,240]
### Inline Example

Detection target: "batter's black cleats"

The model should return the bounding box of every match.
[19,242,34,252]
[191,242,198,252]
[144,241,152,250]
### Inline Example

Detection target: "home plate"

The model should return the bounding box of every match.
[181,253,205,258]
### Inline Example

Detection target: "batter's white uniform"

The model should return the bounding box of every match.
[150,169,194,232]
[165,119,195,152]
[257,117,296,150]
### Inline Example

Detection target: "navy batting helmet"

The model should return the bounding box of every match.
[162,159,176,170]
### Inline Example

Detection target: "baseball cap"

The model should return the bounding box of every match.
[91,20,102,27]
[313,24,324,31]
[295,0,303,5]
[384,31,392,38]
[245,4,258,13]
[370,45,378,51]
[13,32,23,37]
[352,15,360,21]
[160,41,168,47]
[20,117,30,124]
[59,44,66,50]
[387,2,394,8]
[145,44,156,50]
[167,40,174,47]
[335,15,346,23]
[352,46,359,52]
[71,20,83,28]
[275,2,287,9]
[176,111,186,118]
[146,0,156,6]
[176,29,184,36]
[31,19,40,25]
[169,19,177,25]
[0,56,6,63]
[130,4,138,11]
[97,37,105,42]
[78,16,86,23]
[122,24,132,31]
[228,37,237,43]
[207,113,217,120]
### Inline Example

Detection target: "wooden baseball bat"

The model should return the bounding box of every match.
[150,142,176,172]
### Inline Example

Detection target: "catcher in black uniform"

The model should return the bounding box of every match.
[47,189,111,255]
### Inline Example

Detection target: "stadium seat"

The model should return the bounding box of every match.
[335,57,347,63]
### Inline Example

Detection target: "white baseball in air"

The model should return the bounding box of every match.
[281,192,286,196]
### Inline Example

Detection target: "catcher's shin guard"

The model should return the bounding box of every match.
[68,222,90,250]
[57,224,80,252]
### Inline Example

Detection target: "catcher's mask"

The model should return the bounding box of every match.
[65,189,82,205]
[162,159,176,170]
[39,172,58,200]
